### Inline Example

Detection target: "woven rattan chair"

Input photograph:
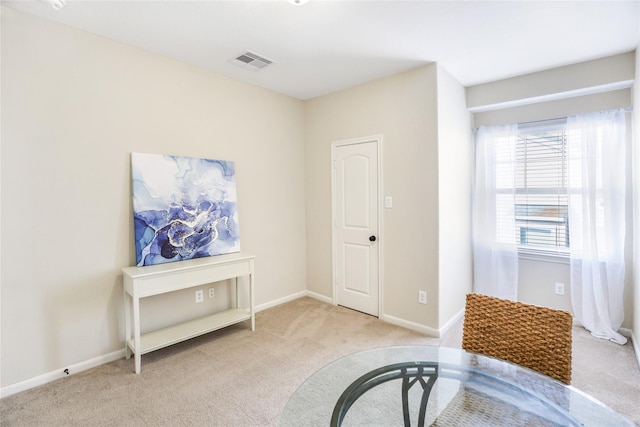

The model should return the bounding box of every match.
[462,293,573,384]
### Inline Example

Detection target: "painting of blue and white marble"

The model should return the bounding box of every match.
[131,153,240,266]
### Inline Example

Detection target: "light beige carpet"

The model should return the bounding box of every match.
[1,297,639,426]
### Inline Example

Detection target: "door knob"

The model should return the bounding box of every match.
[369,235,376,242]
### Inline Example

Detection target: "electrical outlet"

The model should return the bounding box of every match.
[555,282,565,296]
[418,290,427,304]
[208,288,215,299]
[195,290,204,303]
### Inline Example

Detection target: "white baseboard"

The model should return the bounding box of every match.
[620,327,640,369]
[283,291,464,340]
[440,308,465,337]
[633,331,640,370]
[304,290,333,305]
[254,290,308,313]
[382,314,440,337]
[1,349,125,399]
[382,309,464,338]
[254,290,333,313]
[262,290,463,339]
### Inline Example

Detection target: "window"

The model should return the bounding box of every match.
[474,109,627,334]
[495,120,570,257]
[515,122,569,255]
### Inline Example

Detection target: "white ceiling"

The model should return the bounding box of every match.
[4,0,640,100]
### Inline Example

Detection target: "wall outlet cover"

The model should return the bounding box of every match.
[195,290,204,303]
[418,290,427,304]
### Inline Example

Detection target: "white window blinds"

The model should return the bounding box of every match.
[514,121,569,254]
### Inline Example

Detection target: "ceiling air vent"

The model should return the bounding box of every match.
[232,51,274,71]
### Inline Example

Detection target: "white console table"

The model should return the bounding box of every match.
[122,252,255,374]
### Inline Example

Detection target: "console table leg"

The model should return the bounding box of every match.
[250,272,255,331]
[235,277,239,309]
[135,354,141,374]
[124,291,131,359]
[133,294,142,374]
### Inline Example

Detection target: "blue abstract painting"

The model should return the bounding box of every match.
[131,153,240,266]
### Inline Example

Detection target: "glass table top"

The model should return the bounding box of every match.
[278,346,635,427]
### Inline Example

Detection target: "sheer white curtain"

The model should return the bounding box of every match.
[473,124,519,300]
[567,108,627,345]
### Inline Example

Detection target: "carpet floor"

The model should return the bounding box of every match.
[1,297,639,426]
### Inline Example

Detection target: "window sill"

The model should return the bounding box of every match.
[518,248,570,264]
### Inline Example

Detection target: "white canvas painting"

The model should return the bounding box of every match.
[131,153,240,266]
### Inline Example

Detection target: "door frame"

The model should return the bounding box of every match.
[331,135,384,317]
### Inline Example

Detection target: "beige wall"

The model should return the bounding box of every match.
[305,65,442,329]
[468,53,636,330]
[304,64,473,334]
[467,52,635,113]
[435,65,473,327]
[517,259,572,312]
[1,7,306,388]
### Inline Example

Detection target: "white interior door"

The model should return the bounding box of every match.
[333,138,379,317]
